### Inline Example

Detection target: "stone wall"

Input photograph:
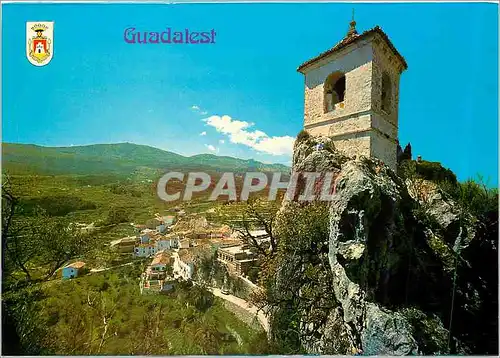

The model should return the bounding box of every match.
[371,112,397,140]
[371,34,402,127]
[334,133,371,160]
[303,40,373,126]
[223,300,264,332]
[369,130,397,170]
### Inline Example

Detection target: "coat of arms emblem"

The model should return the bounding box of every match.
[26,22,54,66]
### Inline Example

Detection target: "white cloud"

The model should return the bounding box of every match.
[205,144,217,152]
[252,136,296,156]
[203,115,295,156]
[192,106,209,116]
[200,131,207,136]
[219,139,225,144]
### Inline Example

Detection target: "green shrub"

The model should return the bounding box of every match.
[455,178,498,218]
[415,160,457,185]
[19,195,97,216]
[105,207,130,225]
[296,130,310,144]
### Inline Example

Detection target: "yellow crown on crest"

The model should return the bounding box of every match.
[31,23,48,32]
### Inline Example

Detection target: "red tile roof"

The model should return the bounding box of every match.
[151,252,171,266]
[66,261,86,269]
[297,26,408,73]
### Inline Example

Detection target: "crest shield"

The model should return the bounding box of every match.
[26,21,54,66]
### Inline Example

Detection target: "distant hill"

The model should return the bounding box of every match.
[2,142,290,176]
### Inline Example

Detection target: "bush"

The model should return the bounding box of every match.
[296,130,310,144]
[19,195,97,216]
[415,160,457,185]
[247,266,260,283]
[259,202,333,354]
[454,178,497,219]
[177,282,214,312]
[105,207,130,225]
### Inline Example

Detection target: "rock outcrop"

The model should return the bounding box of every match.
[268,133,498,355]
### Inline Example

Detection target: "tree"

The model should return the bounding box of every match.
[2,174,97,285]
[188,284,215,312]
[234,197,281,257]
[2,174,21,277]
[403,143,412,160]
[105,207,129,225]
[254,202,333,354]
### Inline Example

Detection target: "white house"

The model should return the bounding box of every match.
[174,250,194,280]
[62,261,86,279]
[176,259,194,280]
[179,238,190,249]
[135,235,183,257]
[149,252,171,273]
[156,238,172,251]
[140,234,150,244]
[156,224,167,233]
[135,244,156,257]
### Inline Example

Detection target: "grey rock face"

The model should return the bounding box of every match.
[361,304,417,355]
[270,134,497,355]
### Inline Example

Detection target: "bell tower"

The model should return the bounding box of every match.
[297,17,407,170]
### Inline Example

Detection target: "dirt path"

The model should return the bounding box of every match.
[89,262,134,274]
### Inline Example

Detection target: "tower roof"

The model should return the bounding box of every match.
[297,25,408,74]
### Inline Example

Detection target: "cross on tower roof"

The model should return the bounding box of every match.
[347,8,358,37]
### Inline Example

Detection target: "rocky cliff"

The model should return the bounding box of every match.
[265,133,498,355]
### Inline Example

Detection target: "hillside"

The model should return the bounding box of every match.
[2,142,290,176]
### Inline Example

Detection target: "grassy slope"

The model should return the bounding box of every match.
[28,265,267,355]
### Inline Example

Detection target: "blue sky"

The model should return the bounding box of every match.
[2,2,498,185]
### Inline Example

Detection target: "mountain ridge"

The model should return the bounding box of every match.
[1,142,290,176]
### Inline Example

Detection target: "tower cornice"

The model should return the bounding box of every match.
[297,26,408,74]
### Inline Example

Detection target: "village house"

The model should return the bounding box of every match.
[208,238,243,253]
[148,251,172,279]
[156,237,172,251]
[172,216,231,241]
[208,225,232,239]
[140,251,175,294]
[62,261,86,279]
[174,249,195,281]
[156,223,167,234]
[140,276,176,294]
[134,230,180,258]
[132,223,147,234]
[153,214,175,233]
[168,235,179,249]
[140,229,156,243]
[179,237,190,249]
[110,236,136,253]
[135,243,157,257]
[217,244,258,276]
